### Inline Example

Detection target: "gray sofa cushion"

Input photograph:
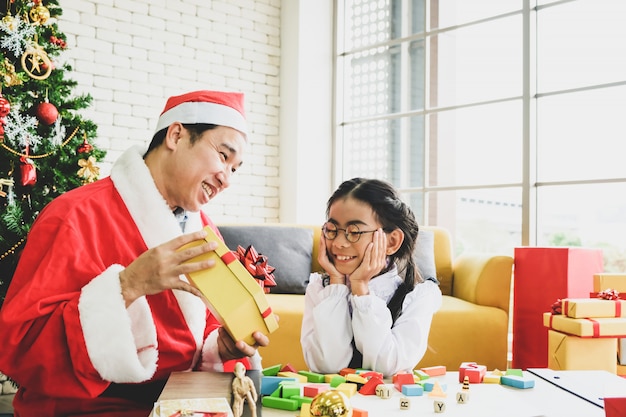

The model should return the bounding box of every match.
[218,225,313,295]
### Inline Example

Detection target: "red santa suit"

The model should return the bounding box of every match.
[0,146,259,416]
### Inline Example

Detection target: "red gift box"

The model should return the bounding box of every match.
[512,247,603,369]
[604,397,626,417]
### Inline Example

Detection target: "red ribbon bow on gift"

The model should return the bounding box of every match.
[550,298,562,315]
[597,288,620,300]
[233,245,277,293]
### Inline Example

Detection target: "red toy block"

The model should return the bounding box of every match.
[392,372,415,391]
[360,371,383,380]
[359,376,384,395]
[421,365,446,377]
[280,363,297,373]
[459,362,487,383]
[303,384,328,398]
[353,408,368,417]
[339,367,357,376]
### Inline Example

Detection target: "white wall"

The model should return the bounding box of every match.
[57,0,333,224]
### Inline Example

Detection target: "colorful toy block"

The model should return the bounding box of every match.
[392,372,415,391]
[290,395,313,407]
[262,396,299,411]
[352,408,368,417]
[303,383,328,398]
[299,402,311,417]
[180,226,279,346]
[340,367,357,376]
[413,369,430,380]
[324,373,343,383]
[421,365,446,376]
[346,373,368,385]
[298,370,325,383]
[401,384,424,396]
[459,362,486,383]
[281,383,302,398]
[501,375,535,389]
[425,380,447,397]
[359,376,384,395]
[277,371,307,383]
[484,369,504,384]
[281,363,297,373]
[335,382,358,397]
[260,376,297,396]
[360,370,383,380]
[262,364,281,376]
[329,375,347,388]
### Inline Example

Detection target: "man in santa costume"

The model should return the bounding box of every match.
[0,90,269,416]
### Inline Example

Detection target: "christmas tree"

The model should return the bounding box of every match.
[0,0,105,307]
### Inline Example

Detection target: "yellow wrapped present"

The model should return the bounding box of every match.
[594,273,626,293]
[180,226,279,346]
[543,312,626,338]
[548,329,617,373]
[562,298,626,318]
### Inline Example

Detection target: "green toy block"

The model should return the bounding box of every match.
[263,364,282,376]
[281,383,302,399]
[506,369,524,377]
[298,370,326,383]
[262,396,300,411]
[330,375,347,388]
[290,395,314,407]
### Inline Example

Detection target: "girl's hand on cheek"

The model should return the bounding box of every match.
[317,234,345,285]
[349,229,387,294]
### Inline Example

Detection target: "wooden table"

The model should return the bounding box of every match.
[155,369,626,417]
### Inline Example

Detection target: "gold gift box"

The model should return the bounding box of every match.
[548,329,617,373]
[594,273,626,293]
[562,298,626,319]
[543,312,626,338]
[180,226,279,346]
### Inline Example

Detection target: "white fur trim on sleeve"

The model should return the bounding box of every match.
[79,265,158,383]
[198,328,223,372]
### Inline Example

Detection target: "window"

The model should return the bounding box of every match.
[335,0,626,270]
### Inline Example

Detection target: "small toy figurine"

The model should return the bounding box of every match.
[232,362,258,417]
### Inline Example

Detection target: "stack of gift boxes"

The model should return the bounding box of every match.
[543,273,626,376]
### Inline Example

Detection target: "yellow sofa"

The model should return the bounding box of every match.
[218,224,514,373]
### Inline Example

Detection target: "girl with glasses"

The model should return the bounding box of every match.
[301,177,442,377]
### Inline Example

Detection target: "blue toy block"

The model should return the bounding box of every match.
[501,375,535,389]
[423,380,447,392]
[401,384,424,396]
[261,376,298,395]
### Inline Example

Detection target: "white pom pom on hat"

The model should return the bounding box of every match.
[155,90,247,136]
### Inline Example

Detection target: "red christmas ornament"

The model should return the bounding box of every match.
[77,136,94,153]
[35,102,58,125]
[19,156,37,186]
[0,96,10,117]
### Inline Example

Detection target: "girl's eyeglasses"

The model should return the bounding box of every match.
[322,222,379,243]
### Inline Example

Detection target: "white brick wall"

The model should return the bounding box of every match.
[57,0,282,223]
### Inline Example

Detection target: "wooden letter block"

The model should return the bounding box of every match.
[433,400,446,413]
[456,391,469,403]
[399,396,411,410]
[375,384,392,399]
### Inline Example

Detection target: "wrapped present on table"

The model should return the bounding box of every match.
[620,338,626,366]
[562,298,626,319]
[548,329,617,373]
[179,226,279,346]
[543,312,626,338]
[594,273,626,293]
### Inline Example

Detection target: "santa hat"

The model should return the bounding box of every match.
[155,90,247,136]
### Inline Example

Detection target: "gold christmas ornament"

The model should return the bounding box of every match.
[29,5,51,25]
[2,15,17,31]
[309,390,352,417]
[77,155,100,183]
[21,43,52,80]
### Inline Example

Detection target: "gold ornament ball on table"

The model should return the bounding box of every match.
[309,390,352,417]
